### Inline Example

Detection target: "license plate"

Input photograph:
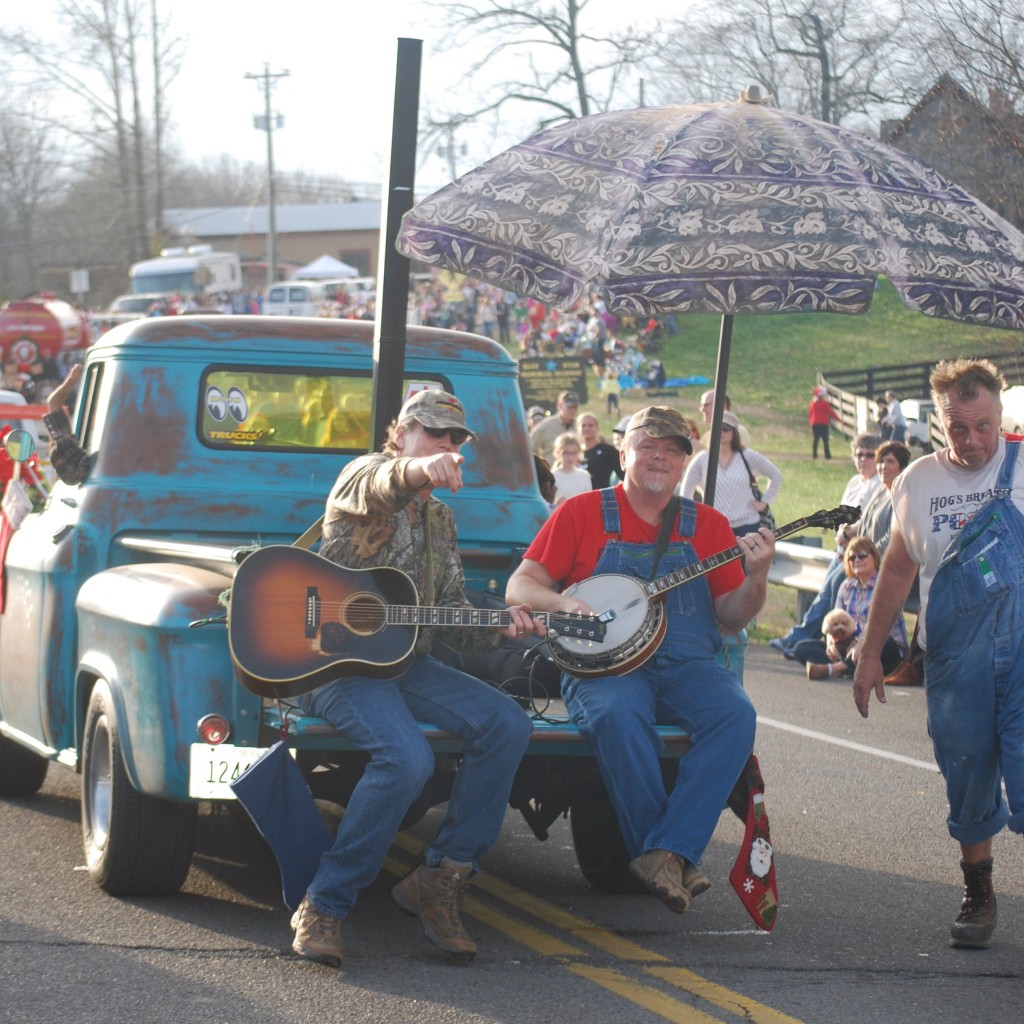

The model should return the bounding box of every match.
[189,743,274,799]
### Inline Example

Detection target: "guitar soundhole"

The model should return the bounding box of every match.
[340,592,387,637]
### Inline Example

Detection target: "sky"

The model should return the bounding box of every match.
[13,0,684,198]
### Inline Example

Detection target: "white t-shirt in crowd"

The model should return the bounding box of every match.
[891,437,1024,648]
[841,471,882,511]
[552,465,593,504]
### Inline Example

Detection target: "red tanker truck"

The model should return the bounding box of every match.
[0,293,92,366]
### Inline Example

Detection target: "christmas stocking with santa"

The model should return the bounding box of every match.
[727,753,779,931]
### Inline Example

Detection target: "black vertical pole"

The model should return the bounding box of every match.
[703,313,733,507]
[371,38,422,451]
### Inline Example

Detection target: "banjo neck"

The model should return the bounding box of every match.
[643,513,825,602]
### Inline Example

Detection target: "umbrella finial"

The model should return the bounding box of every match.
[740,85,771,104]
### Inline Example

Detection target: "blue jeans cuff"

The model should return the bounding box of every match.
[947,804,1009,845]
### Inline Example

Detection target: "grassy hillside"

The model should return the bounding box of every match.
[575,280,1024,638]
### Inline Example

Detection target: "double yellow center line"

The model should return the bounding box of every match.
[388,833,803,1024]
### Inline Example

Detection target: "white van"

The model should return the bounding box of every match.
[263,281,329,317]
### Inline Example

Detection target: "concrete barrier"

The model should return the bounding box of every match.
[769,540,834,619]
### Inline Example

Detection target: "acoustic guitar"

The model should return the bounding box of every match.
[547,505,860,678]
[228,545,608,698]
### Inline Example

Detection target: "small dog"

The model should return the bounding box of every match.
[821,609,857,664]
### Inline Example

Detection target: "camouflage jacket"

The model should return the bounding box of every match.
[322,452,499,656]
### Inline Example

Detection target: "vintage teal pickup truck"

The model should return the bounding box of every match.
[0,315,715,900]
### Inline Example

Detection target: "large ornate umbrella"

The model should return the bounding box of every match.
[397,88,1024,500]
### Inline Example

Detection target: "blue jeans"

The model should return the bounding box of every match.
[794,636,901,673]
[563,658,756,866]
[299,654,532,917]
[782,556,844,647]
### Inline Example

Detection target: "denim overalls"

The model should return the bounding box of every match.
[561,490,756,864]
[925,440,1024,843]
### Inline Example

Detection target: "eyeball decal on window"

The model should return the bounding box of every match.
[206,386,227,421]
[207,385,249,423]
[227,387,248,423]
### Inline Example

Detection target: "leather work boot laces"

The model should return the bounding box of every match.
[391,857,477,960]
[950,857,997,949]
[629,849,711,914]
[291,895,343,967]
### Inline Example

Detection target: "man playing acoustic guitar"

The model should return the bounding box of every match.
[506,407,775,914]
[290,389,546,967]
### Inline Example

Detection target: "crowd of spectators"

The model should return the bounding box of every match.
[1,352,75,404]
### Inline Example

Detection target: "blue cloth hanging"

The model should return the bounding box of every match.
[230,740,333,911]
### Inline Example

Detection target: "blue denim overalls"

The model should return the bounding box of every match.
[925,440,1024,843]
[561,490,756,864]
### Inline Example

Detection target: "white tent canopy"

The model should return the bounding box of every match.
[293,254,358,279]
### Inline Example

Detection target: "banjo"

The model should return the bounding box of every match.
[547,505,860,678]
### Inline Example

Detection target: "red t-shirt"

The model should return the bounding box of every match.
[523,485,746,596]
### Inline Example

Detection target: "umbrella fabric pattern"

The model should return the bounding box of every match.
[397,94,1024,330]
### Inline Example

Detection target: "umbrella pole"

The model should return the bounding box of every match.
[703,313,734,507]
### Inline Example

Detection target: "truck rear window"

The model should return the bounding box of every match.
[200,369,375,450]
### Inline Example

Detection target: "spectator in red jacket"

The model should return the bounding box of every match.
[808,386,840,459]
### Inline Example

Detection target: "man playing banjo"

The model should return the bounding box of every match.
[507,407,775,913]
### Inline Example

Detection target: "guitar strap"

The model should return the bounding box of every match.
[422,500,435,606]
[292,515,324,551]
[289,495,438,604]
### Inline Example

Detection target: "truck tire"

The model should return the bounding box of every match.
[569,777,644,894]
[81,680,197,897]
[0,733,49,797]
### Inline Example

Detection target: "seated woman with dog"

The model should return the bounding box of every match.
[792,537,907,680]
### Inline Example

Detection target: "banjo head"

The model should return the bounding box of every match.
[553,574,662,675]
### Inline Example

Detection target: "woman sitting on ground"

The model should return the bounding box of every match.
[793,536,907,679]
[851,440,911,554]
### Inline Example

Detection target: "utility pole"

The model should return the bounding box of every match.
[245,64,290,288]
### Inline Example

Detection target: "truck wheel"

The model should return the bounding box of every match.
[81,681,197,896]
[569,778,644,894]
[0,733,49,797]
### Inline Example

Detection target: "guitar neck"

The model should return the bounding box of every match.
[645,516,819,601]
[387,605,544,629]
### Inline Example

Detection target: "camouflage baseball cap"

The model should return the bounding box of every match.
[399,389,477,440]
[626,406,693,454]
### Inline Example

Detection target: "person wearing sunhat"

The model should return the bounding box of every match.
[290,388,546,968]
[507,406,775,920]
[680,410,783,537]
[530,389,580,464]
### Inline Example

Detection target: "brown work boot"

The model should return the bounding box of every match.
[806,663,832,680]
[950,857,997,949]
[884,659,924,686]
[679,858,713,900]
[291,895,343,967]
[391,857,477,960]
[629,849,710,913]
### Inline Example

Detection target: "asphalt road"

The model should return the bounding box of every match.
[1,646,1021,1024]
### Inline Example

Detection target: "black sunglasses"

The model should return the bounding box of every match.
[423,425,471,445]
